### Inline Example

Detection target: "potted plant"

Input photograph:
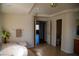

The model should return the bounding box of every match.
[0,30,10,43]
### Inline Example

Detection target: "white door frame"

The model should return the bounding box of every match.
[34,16,52,46]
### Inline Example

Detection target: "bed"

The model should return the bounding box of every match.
[0,42,28,56]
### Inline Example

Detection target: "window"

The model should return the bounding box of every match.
[36,24,39,30]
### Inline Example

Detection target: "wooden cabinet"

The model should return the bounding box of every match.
[74,39,79,54]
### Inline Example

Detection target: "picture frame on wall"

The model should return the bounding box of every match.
[16,29,22,37]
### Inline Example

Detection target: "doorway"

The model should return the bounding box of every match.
[56,19,62,49]
[35,21,47,46]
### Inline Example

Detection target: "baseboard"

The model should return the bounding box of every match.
[61,48,73,54]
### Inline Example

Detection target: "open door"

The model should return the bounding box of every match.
[35,21,47,46]
[56,19,62,48]
[34,17,52,47]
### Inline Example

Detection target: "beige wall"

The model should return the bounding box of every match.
[51,12,77,53]
[0,12,3,31]
[0,5,79,53]
[75,12,79,26]
[0,14,1,31]
[2,13,34,48]
[0,13,3,42]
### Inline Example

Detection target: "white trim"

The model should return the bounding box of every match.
[37,8,79,17]
[61,48,73,54]
[37,14,50,17]
[2,8,79,17]
[29,3,36,14]
[50,8,79,17]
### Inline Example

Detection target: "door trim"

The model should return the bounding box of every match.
[50,20,52,45]
[33,16,52,47]
[34,16,36,47]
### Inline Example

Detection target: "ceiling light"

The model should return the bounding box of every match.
[50,3,57,7]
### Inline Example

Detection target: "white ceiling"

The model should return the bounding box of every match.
[1,3,79,15]
[32,3,79,15]
[1,3,34,14]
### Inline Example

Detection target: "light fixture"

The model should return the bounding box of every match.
[50,3,57,7]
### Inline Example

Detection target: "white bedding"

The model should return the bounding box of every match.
[0,43,28,56]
